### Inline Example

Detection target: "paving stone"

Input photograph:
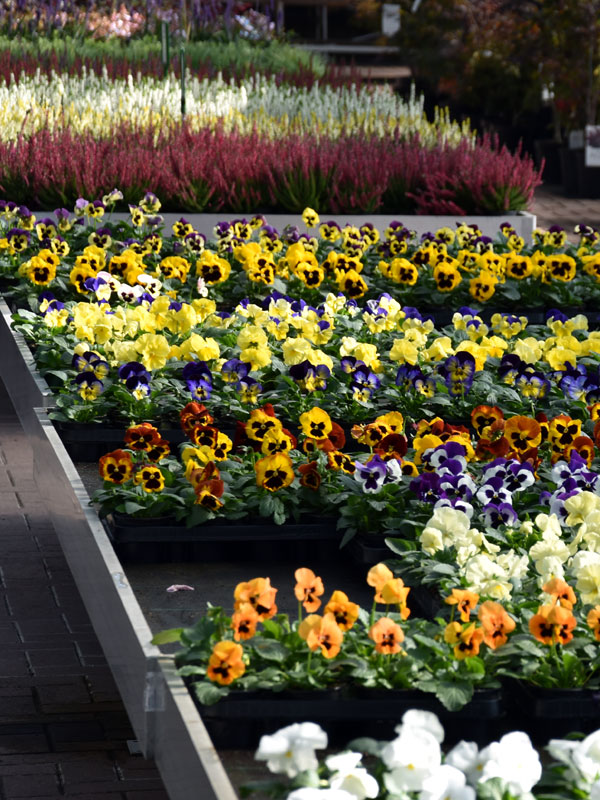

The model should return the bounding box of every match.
[0,733,50,754]
[1,774,60,798]
[59,756,117,783]
[27,647,82,670]
[46,720,106,746]
[35,680,91,709]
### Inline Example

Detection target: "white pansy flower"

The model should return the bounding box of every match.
[462,554,513,600]
[255,722,327,778]
[479,732,542,796]
[445,740,488,786]
[418,764,476,800]
[395,709,445,743]
[325,752,379,800]
[383,729,442,793]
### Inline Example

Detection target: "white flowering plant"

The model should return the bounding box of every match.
[241,709,581,800]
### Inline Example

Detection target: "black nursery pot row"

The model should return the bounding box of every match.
[197,682,600,749]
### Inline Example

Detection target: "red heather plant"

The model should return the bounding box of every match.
[0,125,542,214]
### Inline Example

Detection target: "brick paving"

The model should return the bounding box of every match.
[0,379,169,799]
[0,182,598,799]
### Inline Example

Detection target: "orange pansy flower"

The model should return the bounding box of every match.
[380,579,411,619]
[471,405,504,437]
[369,616,404,654]
[231,603,259,641]
[530,603,577,645]
[294,568,325,613]
[445,589,480,622]
[234,577,278,620]
[503,416,542,454]
[301,613,343,659]
[542,577,577,610]
[366,563,394,603]
[206,640,245,685]
[587,607,600,641]
[123,422,161,451]
[477,600,515,649]
[445,621,484,660]
[323,590,359,631]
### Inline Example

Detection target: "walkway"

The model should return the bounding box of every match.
[0,181,598,799]
[0,377,169,800]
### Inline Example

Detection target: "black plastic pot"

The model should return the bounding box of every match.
[104,512,340,563]
[503,681,600,742]
[198,686,504,748]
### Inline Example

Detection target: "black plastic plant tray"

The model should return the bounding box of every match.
[198,687,505,748]
[104,513,341,563]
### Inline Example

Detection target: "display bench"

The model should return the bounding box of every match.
[33,210,537,243]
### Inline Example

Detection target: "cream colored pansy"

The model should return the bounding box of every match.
[564,491,600,527]
[571,551,600,605]
[323,293,346,315]
[237,325,269,351]
[107,340,139,365]
[534,512,564,538]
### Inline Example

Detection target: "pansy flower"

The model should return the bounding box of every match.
[206,641,245,685]
[124,423,161,451]
[327,450,356,474]
[323,591,359,631]
[255,453,295,492]
[294,568,324,613]
[180,402,213,436]
[354,455,387,494]
[444,621,484,659]
[234,577,278,620]
[445,589,479,622]
[99,449,133,484]
[478,601,515,649]
[482,502,518,528]
[299,407,332,440]
[369,617,404,654]
[221,358,250,384]
[299,613,343,659]
[442,352,476,396]
[298,461,321,490]
[73,372,103,401]
[245,407,282,442]
[231,604,259,642]
[529,603,576,645]
[503,416,542,454]
[134,465,165,493]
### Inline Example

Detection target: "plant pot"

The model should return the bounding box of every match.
[197,685,504,748]
[104,512,341,563]
[504,681,600,742]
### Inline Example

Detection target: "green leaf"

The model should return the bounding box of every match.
[435,680,473,711]
[124,501,146,514]
[151,627,184,645]
[194,681,227,706]
[249,637,289,662]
